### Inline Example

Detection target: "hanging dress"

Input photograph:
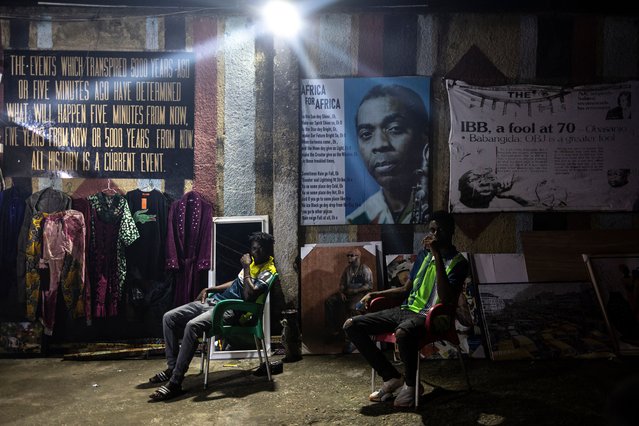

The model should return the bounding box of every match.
[24,213,48,320]
[165,191,212,306]
[40,210,86,335]
[17,187,71,316]
[125,188,169,283]
[87,193,139,317]
[0,186,29,298]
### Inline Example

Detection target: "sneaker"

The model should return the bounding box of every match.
[393,384,424,408]
[369,376,404,402]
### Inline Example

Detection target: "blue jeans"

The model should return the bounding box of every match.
[344,306,425,386]
[162,301,213,386]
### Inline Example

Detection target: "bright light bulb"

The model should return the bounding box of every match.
[262,0,302,38]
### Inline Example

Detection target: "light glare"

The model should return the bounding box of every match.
[262,1,301,38]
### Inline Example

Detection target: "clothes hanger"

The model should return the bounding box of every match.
[102,179,117,195]
[64,181,73,195]
[140,179,154,192]
[44,174,60,192]
[46,174,55,189]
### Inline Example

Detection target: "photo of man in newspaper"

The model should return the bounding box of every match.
[606,91,632,120]
[457,168,533,209]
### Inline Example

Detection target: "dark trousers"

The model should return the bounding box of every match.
[325,292,347,334]
[344,306,425,386]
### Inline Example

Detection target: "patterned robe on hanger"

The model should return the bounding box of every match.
[40,210,86,335]
[87,193,139,317]
[72,197,92,323]
[24,213,48,321]
[17,187,72,306]
[166,191,212,307]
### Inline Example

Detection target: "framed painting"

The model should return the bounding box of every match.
[208,215,271,360]
[478,281,614,360]
[461,253,530,359]
[300,242,382,354]
[385,254,417,289]
[583,253,639,356]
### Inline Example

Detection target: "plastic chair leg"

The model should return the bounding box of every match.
[393,343,400,363]
[203,337,211,389]
[415,350,421,409]
[371,368,376,394]
[199,334,206,374]
[371,341,382,393]
[456,345,471,390]
[260,337,272,381]
[254,336,264,364]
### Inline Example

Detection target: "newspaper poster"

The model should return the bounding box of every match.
[300,76,431,225]
[447,80,639,212]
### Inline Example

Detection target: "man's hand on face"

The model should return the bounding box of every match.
[422,233,441,252]
[240,253,252,267]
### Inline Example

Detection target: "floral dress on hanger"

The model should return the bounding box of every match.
[87,193,139,317]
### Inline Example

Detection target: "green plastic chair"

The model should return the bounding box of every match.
[201,272,279,388]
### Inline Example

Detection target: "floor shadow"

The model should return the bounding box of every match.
[359,401,396,416]
[189,369,277,402]
[358,386,471,416]
[136,381,159,390]
[420,386,470,404]
[137,363,275,397]
[417,387,606,426]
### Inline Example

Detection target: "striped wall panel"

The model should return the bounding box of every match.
[319,14,354,77]
[192,16,218,208]
[254,34,275,218]
[223,16,257,216]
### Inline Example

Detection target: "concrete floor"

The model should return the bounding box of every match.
[0,353,637,425]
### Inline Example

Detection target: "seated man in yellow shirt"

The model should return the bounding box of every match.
[148,231,277,401]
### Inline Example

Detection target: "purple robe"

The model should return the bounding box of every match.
[165,191,212,306]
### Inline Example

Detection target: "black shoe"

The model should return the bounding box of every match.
[254,360,283,376]
[149,368,173,384]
